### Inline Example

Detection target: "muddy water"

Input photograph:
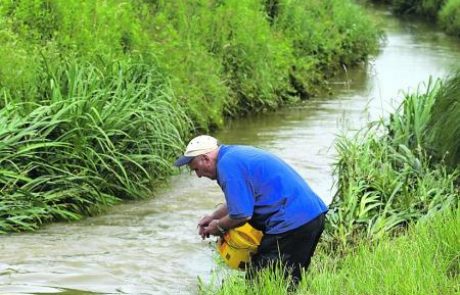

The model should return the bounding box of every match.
[1,7,460,295]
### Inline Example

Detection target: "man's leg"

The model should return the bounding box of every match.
[248,213,325,284]
[282,213,325,283]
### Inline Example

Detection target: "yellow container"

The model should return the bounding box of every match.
[217,223,263,270]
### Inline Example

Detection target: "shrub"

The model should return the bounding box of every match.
[439,0,460,37]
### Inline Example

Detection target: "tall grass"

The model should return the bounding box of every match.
[200,208,459,294]
[0,0,381,131]
[374,0,460,37]
[0,0,382,232]
[329,130,458,250]
[427,71,460,167]
[272,0,382,97]
[199,72,460,295]
[327,74,459,251]
[302,207,459,294]
[0,59,190,232]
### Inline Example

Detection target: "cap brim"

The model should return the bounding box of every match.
[174,156,194,167]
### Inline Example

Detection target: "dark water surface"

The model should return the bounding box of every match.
[1,7,460,295]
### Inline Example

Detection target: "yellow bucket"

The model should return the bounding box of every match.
[217,223,263,270]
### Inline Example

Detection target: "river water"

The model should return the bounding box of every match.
[1,7,459,295]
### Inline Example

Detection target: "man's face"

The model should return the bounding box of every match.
[188,154,217,180]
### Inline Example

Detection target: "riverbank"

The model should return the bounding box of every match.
[1,4,459,292]
[201,208,459,294]
[0,0,381,233]
[372,0,460,37]
[200,70,460,295]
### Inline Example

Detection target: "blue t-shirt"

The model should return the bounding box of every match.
[216,145,328,234]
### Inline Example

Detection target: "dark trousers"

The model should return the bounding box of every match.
[248,213,325,284]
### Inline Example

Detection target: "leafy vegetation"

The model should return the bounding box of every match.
[439,0,460,37]
[427,71,460,165]
[327,73,460,252]
[200,208,459,294]
[372,0,460,37]
[0,0,381,232]
[200,72,460,294]
[303,207,459,295]
[0,59,190,232]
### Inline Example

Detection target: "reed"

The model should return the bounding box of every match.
[302,207,459,294]
[374,0,460,37]
[327,74,459,251]
[0,59,190,232]
[0,0,382,232]
[427,71,460,168]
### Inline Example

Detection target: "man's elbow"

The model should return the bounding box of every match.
[229,215,251,226]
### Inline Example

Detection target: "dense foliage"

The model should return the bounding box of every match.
[372,0,460,37]
[0,60,190,232]
[427,71,460,166]
[0,0,381,232]
[328,72,460,251]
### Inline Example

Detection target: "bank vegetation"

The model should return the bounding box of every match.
[372,0,460,37]
[201,71,460,294]
[0,0,381,232]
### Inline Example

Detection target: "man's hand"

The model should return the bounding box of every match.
[201,219,221,239]
[198,215,213,239]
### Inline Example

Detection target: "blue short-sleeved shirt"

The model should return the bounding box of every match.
[216,145,328,234]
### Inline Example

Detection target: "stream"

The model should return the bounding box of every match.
[1,6,459,295]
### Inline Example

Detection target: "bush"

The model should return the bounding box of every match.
[439,0,460,37]
[327,75,460,250]
[391,0,446,19]
[0,0,382,232]
[0,60,191,232]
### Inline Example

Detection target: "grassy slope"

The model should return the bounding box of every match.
[199,208,459,294]
[302,207,459,295]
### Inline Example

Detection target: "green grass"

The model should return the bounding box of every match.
[327,77,459,251]
[427,71,460,167]
[199,261,294,295]
[199,208,459,294]
[302,207,459,295]
[0,0,382,232]
[0,0,382,130]
[199,71,460,295]
[0,59,190,232]
[373,0,460,37]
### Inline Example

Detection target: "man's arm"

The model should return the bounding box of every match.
[198,203,251,238]
[202,214,250,238]
[198,203,228,238]
[210,203,228,219]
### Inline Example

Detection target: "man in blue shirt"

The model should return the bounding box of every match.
[174,135,328,284]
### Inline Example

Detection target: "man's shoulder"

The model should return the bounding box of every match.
[219,144,267,162]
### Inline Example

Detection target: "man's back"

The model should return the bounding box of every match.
[217,144,328,234]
